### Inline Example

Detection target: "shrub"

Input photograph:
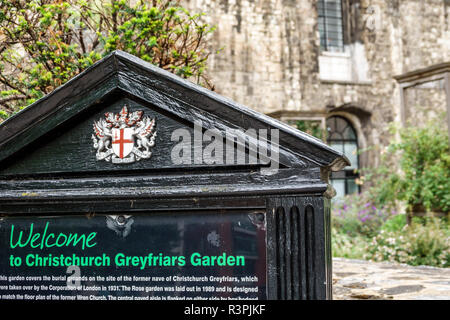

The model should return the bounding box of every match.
[331,194,449,267]
[381,214,407,233]
[369,120,450,214]
[331,229,368,259]
[332,193,397,238]
[365,216,450,267]
[331,120,449,267]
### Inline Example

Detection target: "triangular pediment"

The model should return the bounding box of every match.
[0,51,349,177]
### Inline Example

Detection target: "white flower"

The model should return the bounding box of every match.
[386,237,396,245]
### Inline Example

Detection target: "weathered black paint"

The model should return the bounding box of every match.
[0,51,349,300]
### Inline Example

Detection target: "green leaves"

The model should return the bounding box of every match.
[370,119,450,213]
[365,217,449,267]
[0,0,216,118]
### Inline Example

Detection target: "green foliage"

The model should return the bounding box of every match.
[332,194,450,267]
[0,0,216,117]
[331,117,449,267]
[380,214,406,233]
[369,120,450,214]
[332,193,396,238]
[295,120,326,140]
[331,228,368,259]
[365,216,449,267]
[0,109,8,120]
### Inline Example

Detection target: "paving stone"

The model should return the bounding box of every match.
[382,285,424,295]
[332,258,450,300]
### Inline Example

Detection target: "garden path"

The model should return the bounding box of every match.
[332,257,450,300]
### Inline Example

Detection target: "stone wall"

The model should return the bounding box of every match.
[404,82,448,129]
[183,0,450,171]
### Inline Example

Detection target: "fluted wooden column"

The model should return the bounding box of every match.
[266,196,331,300]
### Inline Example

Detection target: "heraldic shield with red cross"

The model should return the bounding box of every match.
[92,106,157,164]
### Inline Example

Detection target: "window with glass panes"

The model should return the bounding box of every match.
[326,116,359,197]
[318,0,344,52]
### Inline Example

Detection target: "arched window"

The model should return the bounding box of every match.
[326,116,359,197]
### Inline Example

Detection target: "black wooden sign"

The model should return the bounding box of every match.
[0,51,349,300]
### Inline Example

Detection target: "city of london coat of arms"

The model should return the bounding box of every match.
[92,106,157,164]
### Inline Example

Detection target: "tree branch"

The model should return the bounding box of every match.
[0,94,28,104]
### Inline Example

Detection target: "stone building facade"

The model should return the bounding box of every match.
[183,0,450,197]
